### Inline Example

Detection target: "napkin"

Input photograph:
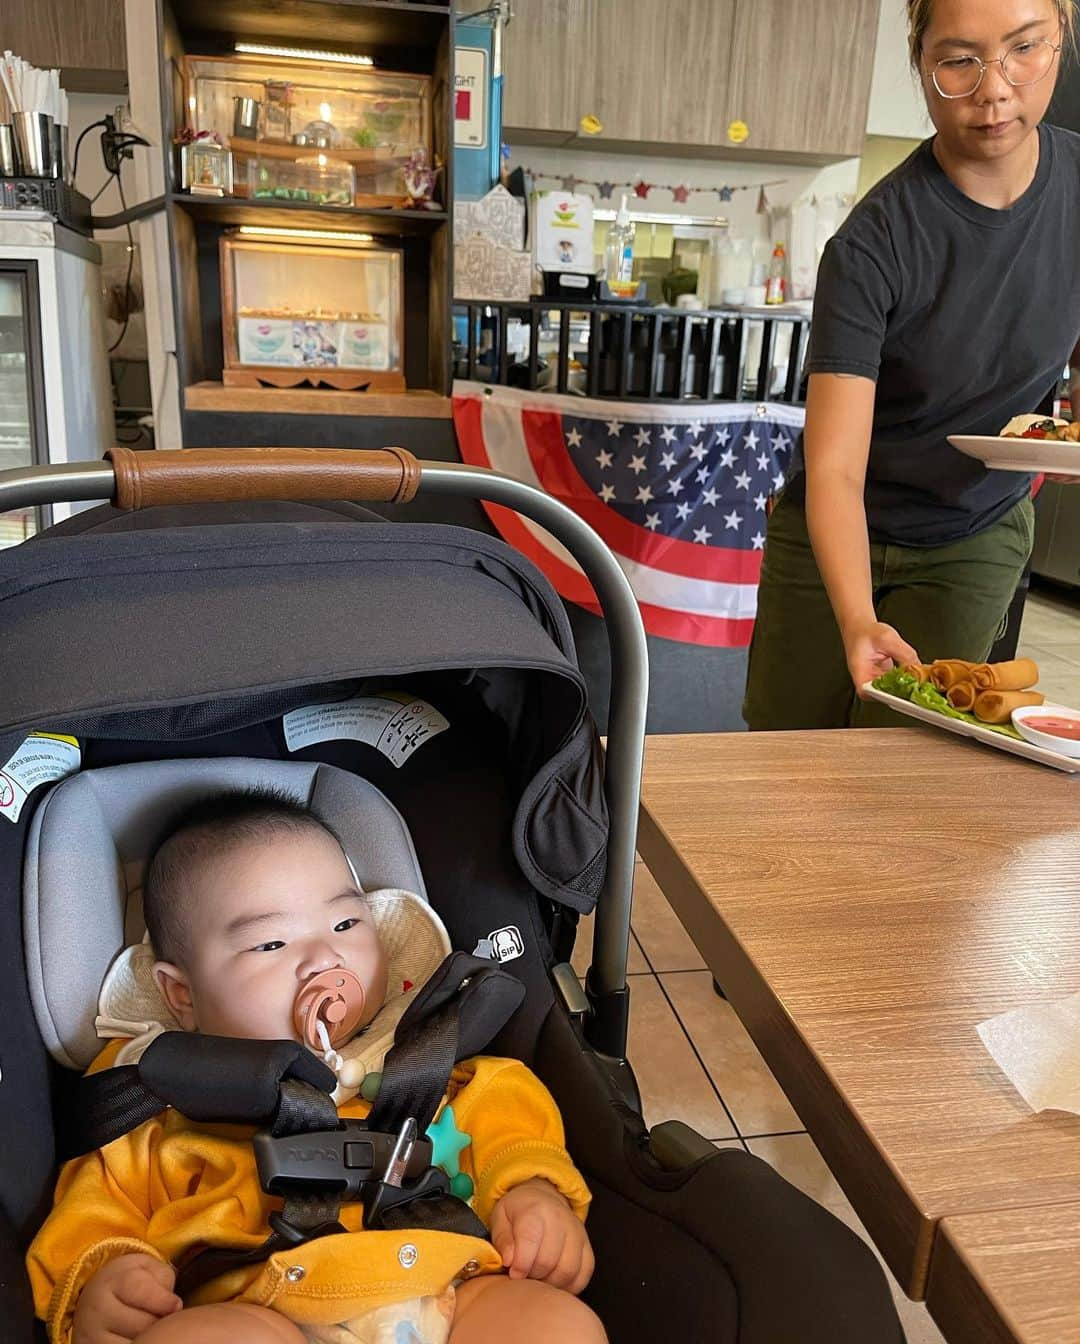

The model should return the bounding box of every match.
[976,991,1080,1114]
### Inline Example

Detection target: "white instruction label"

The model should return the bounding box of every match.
[283,694,449,769]
[0,733,81,823]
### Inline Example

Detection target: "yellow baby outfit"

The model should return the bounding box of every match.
[27,1041,591,1344]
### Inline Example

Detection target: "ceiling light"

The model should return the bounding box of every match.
[238,226,375,244]
[235,42,373,67]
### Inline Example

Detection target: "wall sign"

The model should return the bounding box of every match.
[455,46,488,149]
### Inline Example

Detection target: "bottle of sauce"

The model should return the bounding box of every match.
[765,242,787,305]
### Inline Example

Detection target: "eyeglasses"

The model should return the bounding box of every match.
[931,37,1061,98]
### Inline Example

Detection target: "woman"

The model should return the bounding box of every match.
[744,0,1080,730]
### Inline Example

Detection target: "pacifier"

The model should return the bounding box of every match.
[293,968,367,1054]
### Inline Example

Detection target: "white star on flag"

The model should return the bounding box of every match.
[595,449,613,469]
[716,426,731,446]
[567,427,582,448]
[771,432,790,450]
[606,418,623,437]
[676,501,692,520]
[751,532,766,549]
[660,425,677,445]
[696,466,710,485]
[635,484,654,504]
[693,526,713,545]
[599,483,616,502]
[744,429,760,452]
[753,493,768,511]
[660,451,677,470]
[756,452,770,472]
[629,454,647,475]
[644,512,661,530]
[702,487,720,506]
[668,477,685,497]
[773,472,785,491]
[734,471,751,490]
[689,420,705,436]
[633,426,651,448]
[723,510,742,530]
[719,448,736,469]
[689,440,708,462]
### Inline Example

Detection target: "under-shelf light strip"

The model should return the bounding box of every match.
[234,42,374,67]
[238,226,374,244]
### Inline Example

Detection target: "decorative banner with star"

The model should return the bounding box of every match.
[452,382,803,647]
[527,169,788,208]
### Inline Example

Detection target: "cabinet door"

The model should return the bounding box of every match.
[0,0,125,83]
[581,0,736,149]
[501,0,586,137]
[726,0,879,157]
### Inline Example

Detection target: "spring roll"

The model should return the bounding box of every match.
[972,689,1045,724]
[947,681,977,711]
[929,659,976,692]
[901,662,932,683]
[970,658,1039,691]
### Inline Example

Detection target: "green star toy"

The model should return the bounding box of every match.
[426,1105,473,1200]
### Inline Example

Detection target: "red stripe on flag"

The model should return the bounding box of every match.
[453,394,756,647]
[523,409,764,585]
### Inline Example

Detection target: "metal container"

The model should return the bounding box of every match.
[49,122,66,181]
[0,125,16,176]
[232,97,261,140]
[12,112,55,178]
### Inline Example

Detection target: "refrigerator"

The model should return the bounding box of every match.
[0,216,114,544]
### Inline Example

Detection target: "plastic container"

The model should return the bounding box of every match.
[765,242,788,305]
[247,154,354,205]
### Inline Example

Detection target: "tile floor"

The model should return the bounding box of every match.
[1016,581,1080,707]
[569,581,1080,1343]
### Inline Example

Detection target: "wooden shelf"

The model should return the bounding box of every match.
[184,381,452,418]
[170,193,447,236]
[173,0,450,57]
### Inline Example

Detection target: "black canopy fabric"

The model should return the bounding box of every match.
[0,506,608,914]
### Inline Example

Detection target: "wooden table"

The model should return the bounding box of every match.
[636,729,1080,1301]
[928,1205,1080,1344]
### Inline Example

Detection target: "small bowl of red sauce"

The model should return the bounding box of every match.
[1012,706,1080,757]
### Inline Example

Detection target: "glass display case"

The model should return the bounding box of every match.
[185,55,432,208]
[220,230,404,391]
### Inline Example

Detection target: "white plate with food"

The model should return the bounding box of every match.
[949,415,1080,475]
[863,657,1080,773]
[864,684,1080,772]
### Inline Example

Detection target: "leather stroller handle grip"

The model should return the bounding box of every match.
[105,446,421,509]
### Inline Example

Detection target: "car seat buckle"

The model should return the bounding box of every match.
[254,1120,434,1200]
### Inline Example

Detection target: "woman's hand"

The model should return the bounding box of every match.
[842,620,920,697]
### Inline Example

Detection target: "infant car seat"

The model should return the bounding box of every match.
[0,450,905,1342]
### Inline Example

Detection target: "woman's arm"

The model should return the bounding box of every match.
[804,372,919,691]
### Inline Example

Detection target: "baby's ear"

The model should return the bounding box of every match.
[153,961,197,1032]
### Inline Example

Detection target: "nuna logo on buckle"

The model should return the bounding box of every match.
[472,925,525,964]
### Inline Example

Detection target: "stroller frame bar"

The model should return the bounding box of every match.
[0,456,648,1059]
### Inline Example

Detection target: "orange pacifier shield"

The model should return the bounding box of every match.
[293,968,366,1051]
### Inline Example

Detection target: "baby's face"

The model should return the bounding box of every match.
[156,828,388,1045]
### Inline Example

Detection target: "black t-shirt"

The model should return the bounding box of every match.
[792,122,1080,547]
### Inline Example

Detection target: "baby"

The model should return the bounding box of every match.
[28,791,607,1344]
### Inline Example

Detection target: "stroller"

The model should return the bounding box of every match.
[0,446,904,1342]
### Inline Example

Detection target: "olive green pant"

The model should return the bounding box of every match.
[743,490,1035,731]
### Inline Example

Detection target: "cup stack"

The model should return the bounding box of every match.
[0,53,69,180]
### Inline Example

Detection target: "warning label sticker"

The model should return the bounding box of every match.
[283,694,449,769]
[0,733,81,824]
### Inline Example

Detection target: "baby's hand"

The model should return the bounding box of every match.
[489,1178,594,1294]
[73,1252,182,1344]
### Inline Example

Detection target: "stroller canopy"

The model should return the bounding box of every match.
[0,507,607,915]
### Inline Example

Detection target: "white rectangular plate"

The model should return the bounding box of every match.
[863,684,1080,774]
[948,435,1080,476]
